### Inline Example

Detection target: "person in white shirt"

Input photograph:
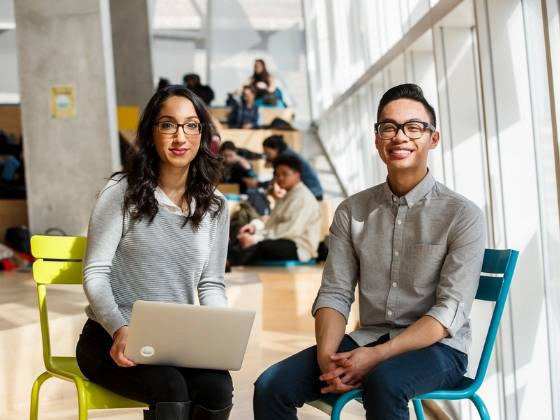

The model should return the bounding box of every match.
[227,154,321,265]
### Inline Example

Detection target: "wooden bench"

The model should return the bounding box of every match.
[233,264,359,334]
[220,129,302,153]
[0,105,22,138]
[0,107,26,245]
[319,200,333,241]
[0,199,28,245]
[209,107,294,127]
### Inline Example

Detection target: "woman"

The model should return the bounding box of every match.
[76,85,233,420]
[227,85,259,128]
[248,59,276,104]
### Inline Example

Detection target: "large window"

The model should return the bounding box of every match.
[303,0,560,418]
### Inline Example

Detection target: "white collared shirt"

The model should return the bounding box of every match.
[154,186,189,216]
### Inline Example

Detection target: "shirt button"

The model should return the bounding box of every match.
[387,310,393,316]
[392,282,397,288]
[397,219,402,225]
[394,251,399,256]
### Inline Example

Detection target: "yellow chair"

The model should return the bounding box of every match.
[29,235,147,420]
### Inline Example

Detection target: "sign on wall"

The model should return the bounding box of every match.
[50,85,76,118]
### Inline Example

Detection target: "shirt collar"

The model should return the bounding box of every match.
[383,169,435,208]
[154,186,188,216]
[282,182,302,201]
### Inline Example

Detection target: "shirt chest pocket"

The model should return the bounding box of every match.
[402,243,447,289]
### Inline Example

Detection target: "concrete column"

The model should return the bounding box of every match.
[110,0,154,108]
[14,0,119,235]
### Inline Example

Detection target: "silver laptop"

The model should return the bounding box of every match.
[124,300,255,371]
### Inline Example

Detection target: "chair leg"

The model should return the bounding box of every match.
[331,392,360,420]
[413,399,426,420]
[470,393,490,420]
[30,372,52,420]
[74,378,88,420]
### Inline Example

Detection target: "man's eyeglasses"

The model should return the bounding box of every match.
[374,121,435,140]
[155,121,202,135]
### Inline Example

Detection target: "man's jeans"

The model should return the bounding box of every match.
[253,334,467,420]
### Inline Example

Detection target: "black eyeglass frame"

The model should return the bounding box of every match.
[154,121,203,135]
[374,121,436,140]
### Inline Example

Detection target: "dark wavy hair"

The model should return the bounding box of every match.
[262,134,287,153]
[252,59,271,84]
[116,85,224,229]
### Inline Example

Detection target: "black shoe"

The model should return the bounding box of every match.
[154,401,192,420]
[144,408,154,420]
[192,404,233,420]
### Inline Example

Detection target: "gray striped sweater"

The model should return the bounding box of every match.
[83,177,229,336]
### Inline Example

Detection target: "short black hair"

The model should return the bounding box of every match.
[183,73,200,84]
[157,77,171,90]
[273,154,302,174]
[262,135,287,152]
[377,83,436,127]
[219,141,236,153]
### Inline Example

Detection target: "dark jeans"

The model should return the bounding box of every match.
[228,238,299,266]
[76,319,233,409]
[253,334,467,420]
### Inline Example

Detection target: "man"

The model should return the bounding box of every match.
[262,135,323,201]
[183,73,215,105]
[227,154,321,266]
[253,84,486,419]
[219,141,259,194]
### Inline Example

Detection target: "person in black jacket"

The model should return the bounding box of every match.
[183,73,215,106]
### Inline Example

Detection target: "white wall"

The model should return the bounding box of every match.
[0,0,19,103]
[152,37,197,85]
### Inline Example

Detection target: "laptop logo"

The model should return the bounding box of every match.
[140,346,155,358]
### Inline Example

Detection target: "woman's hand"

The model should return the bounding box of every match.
[110,326,136,367]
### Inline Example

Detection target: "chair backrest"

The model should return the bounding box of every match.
[30,235,86,370]
[472,248,519,390]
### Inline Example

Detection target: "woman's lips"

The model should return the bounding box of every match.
[170,148,188,156]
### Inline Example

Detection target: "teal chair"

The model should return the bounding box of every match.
[308,248,519,420]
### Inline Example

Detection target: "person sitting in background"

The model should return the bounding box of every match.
[220,141,270,215]
[183,73,215,106]
[227,154,320,266]
[262,135,323,201]
[219,141,258,194]
[227,85,259,129]
[156,77,171,91]
[246,59,278,106]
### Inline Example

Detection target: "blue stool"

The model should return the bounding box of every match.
[254,259,317,267]
[225,193,242,201]
[307,248,519,420]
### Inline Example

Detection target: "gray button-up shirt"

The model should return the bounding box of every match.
[312,171,486,355]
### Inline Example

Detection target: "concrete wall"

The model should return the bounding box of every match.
[110,0,154,108]
[14,0,119,235]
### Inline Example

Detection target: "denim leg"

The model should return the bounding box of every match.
[253,335,359,420]
[362,343,468,420]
